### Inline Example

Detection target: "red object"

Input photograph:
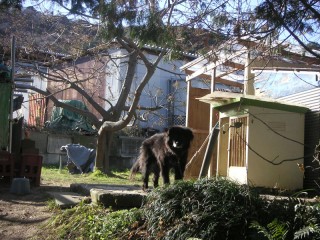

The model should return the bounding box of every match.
[0,151,14,182]
[20,154,43,187]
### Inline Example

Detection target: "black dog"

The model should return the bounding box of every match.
[130,126,194,190]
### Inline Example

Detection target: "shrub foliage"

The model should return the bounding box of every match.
[143,178,262,240]
[45,178,320,240]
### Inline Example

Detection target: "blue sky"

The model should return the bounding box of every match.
[255,71,319,98]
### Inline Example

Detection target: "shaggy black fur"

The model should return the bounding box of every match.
[130,126,194,190]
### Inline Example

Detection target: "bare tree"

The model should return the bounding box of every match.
[4,0,317,174]
[2,2,217,173]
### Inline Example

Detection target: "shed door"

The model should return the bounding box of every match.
[227,116,248,184]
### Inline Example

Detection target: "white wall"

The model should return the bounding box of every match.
[217,105,305,190]
[104,49,126,108]
[246,106,305,190]
[108,49,193,130]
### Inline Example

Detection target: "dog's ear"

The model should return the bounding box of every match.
[168,126,181,137]
[164,127,170,137]
[185,128,194,141]
[168,126,194,141]
[167,126,176,136]
[188,129,194,141]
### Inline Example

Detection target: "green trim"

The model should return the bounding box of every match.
[214,97,309,113]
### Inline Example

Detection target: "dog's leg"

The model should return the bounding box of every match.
[153,173,159,188]
[153,166,160,188]
[174,165,183,180]
[142,173,149,191]
[161,165,170,185]
[175,155,187,180]
[138,162,149,191]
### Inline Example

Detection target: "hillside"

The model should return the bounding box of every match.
[0,6,100,60]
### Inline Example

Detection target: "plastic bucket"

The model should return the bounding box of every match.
[10,178,31,195]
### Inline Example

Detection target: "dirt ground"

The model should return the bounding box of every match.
[0,179,70,240]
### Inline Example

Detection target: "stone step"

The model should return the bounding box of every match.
[47,191,87,209]
[70,184,147,209]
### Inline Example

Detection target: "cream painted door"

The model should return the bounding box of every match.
[227,116,248,184]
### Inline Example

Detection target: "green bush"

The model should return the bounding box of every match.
[251,202,320,240]
[44,177,320,240]
[143,178,262,240]
[142,178,320,240]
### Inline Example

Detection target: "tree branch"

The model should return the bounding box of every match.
[35,64,109,119]
[266,0,320,59]
[16,84,101,127]
[98,50,167,134]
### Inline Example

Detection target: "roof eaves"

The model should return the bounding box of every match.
[217,97,309,113]
[198,92,309,113]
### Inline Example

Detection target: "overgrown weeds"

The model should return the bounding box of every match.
[43,177,320,240]
[45,202,142,240]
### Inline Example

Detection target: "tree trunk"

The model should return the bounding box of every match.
[95,130,113,174]
[93,41,163,174]
[103,131,113,173]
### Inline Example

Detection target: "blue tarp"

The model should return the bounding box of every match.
[60,144,96,174]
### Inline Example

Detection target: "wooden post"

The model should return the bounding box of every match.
[209,67,216,130]
[207,67,216,177]
[186,80,191,127]
[199,122,220,179]
[9,36,15,153]
[244,50,255,95]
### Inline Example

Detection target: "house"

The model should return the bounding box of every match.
[181,38,320,191]
[7,43,204,166]
[43,43,200,132]
[9,43,198,131]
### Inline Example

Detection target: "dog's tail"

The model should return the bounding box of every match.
[129,159,140,180]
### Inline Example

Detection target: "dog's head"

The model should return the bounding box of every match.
[167,126,194,150]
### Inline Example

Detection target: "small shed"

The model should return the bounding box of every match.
[199,92,309,190]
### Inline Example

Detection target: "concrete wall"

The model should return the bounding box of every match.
[28,131,138,170]
[29,131,96,165]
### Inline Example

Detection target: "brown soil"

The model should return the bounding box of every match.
[0,178,70,240]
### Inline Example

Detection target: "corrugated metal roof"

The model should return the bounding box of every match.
[279,88,320,112]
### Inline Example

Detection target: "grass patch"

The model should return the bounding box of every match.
[41,165,142,186]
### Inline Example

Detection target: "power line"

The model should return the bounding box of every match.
[235,131,309,166]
